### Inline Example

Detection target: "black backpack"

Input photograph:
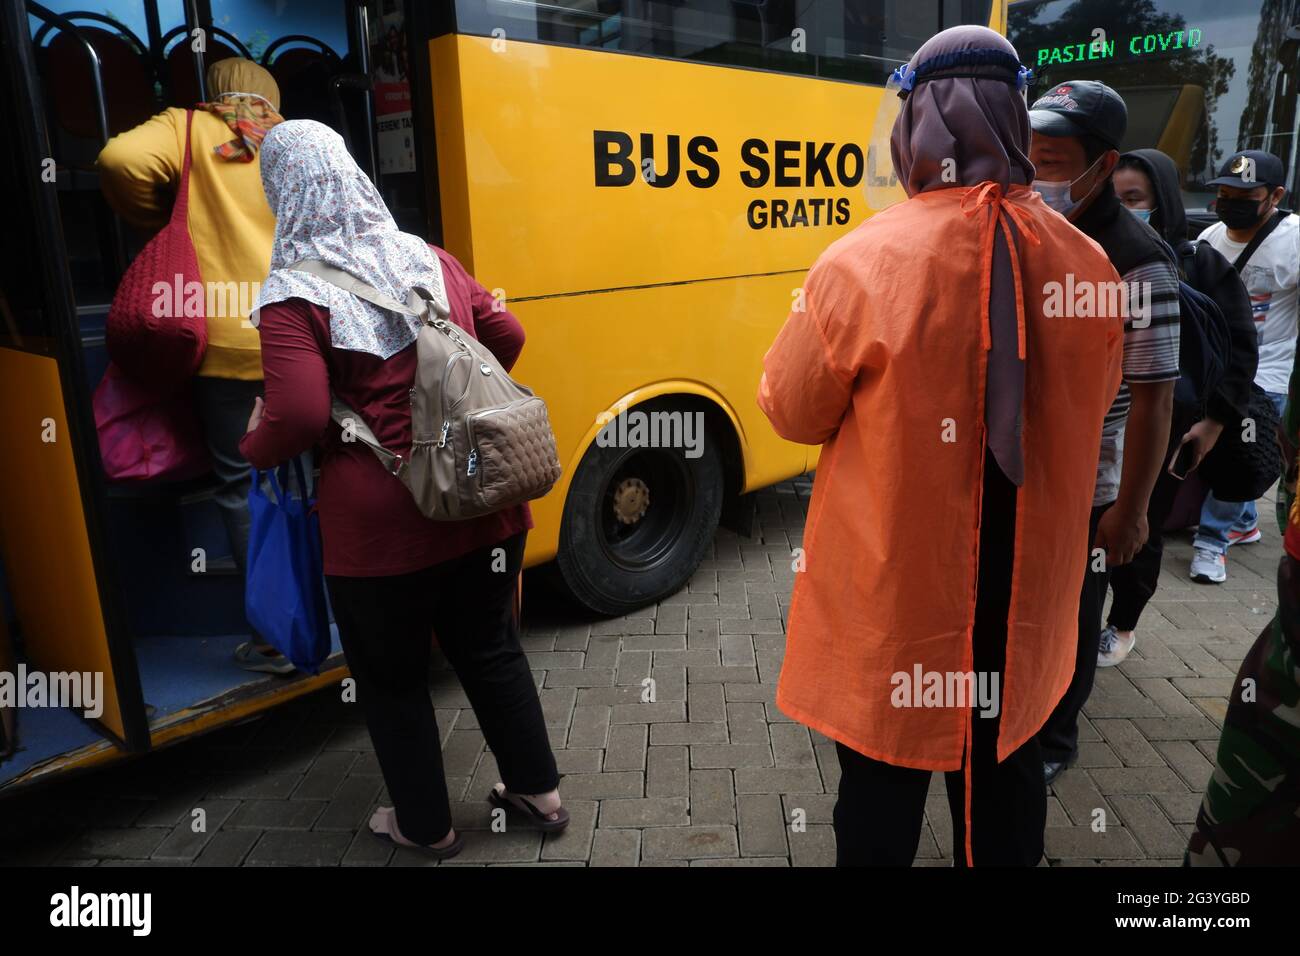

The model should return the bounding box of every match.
[1162,237,1231,416]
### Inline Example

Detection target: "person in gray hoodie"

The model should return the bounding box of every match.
[1099,148,1258,665]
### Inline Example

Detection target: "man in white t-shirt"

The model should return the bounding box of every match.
[1191,150,1299,583]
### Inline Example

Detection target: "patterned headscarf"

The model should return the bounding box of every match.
[197,58,283,162]
[253,119,447,359]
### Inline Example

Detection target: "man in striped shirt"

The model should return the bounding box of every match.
[1025,82,1181,785]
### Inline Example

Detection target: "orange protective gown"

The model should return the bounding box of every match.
[758,183,1124,770]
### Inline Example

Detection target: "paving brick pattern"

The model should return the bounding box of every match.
[0,478,1279,867]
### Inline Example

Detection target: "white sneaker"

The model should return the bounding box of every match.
[1190,546,1227,584]
[1097,626,1136,667]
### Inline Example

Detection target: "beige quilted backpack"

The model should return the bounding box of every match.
[289,259,561,521]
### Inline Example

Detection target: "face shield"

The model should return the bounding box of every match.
[864,60,1034,213]
[863,63,911,214]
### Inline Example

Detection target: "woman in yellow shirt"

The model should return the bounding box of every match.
[98,58,290,674]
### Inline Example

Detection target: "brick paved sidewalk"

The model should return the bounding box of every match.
[1,478,1279,866]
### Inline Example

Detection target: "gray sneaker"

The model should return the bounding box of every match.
[1097,625,1136,667]
[1190,546,1227,584]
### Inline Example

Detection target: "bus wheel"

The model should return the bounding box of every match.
[557,401,724,616]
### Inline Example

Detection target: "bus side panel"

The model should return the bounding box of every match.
[433,35,883,565]
[512,273,809,568]
[428,34,475,270]
[0,348,126,739]
[443,34,882,299]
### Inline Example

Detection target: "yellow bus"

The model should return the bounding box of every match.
[0,0,1005,791]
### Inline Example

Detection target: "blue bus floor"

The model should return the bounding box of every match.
[0,706,104,787]
[0,626,343,788]
[134,626,343,721]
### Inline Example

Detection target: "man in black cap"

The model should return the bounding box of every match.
[1026,80,1182,784]
[1189,150,1299,585]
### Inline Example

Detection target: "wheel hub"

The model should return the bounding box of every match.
[611,476,650,525]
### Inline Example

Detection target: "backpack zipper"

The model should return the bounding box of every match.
[465,407,506,486]
[431,350,470,450]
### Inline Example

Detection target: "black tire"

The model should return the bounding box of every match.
[556,398,725,615]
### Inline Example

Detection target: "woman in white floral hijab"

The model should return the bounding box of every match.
[242,120,566,859]
[252,120,447,356]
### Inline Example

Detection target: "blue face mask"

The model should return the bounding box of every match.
[1127,206,1155,223]
[1032,178,1078,216]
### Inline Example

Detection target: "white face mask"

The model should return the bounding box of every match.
[1032,153,1106,218]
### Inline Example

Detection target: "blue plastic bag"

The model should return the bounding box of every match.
[245,459,330,674]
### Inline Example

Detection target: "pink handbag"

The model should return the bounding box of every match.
[93,362,211,482]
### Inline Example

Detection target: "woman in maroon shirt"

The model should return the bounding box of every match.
[241,120,566,858]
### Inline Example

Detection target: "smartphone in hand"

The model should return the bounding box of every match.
[1169,439,1198,480]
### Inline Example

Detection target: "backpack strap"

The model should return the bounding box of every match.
[287,258,432,316]
[1232,209,1287,273]
[328,395,408,478]
[288,256,465,344]
[285,258,446,479]
[1170,238,1196,283]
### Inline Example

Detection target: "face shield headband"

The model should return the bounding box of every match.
[866,47,1032,212]
[889,49,1033,103]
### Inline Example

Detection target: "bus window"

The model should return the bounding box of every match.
[28,1,374,308]
[362,0,429,236]
[452,1,995,83]
[199,0,349,120]
[1009,0,1300,234]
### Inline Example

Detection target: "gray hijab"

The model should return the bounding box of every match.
[890,26,1034,487]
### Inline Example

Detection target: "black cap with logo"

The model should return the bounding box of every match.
[1206,150,1286,190]
[1028,80,1128,149]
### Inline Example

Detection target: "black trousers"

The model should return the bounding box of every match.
[1105,415,1191,631]
[326,531,558,844]
[832,451,1047,866]
[1037,504,1110,764]
[1106,470,1181,631]
[1041,409,1198,756]
[192,376,259,574]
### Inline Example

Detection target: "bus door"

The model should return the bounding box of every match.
[3,1,426,790]
[0,1,150,788]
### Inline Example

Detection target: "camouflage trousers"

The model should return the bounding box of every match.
[1185,552,1300,865]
